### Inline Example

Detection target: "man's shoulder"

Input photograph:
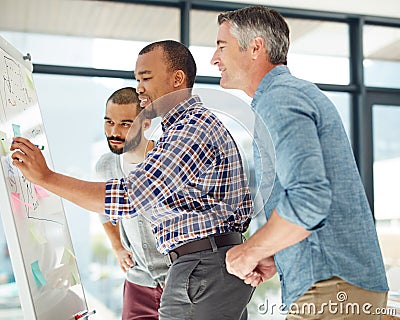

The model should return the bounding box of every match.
[96,152,118,166]
[95,152,121,178]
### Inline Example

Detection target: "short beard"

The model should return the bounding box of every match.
[123,127,143,153]
[107,137,125,155]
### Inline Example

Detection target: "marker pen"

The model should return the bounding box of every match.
[34,144,45,150]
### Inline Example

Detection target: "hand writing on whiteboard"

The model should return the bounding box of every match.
[10,137,53,185]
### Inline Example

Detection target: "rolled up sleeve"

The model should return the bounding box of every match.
[258,88,332,230]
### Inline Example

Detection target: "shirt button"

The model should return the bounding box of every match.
[143,243,148,249]
[148,266,154,271]
[138,220,143,225]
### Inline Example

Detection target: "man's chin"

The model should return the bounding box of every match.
[111,148,124,155]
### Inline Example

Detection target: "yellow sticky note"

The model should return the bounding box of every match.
[29,224,47,245]
[0,131,8,156]
[61,246,76,265]
[71,267,80,286]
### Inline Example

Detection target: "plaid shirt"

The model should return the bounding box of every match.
[105,95,253,254]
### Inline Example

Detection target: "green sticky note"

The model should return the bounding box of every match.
[31,260,47,287]
[12,124,21,137]
[25,72,35,90]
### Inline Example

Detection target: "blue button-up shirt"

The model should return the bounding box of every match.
[252,65,388,307]
[104,95,253,254]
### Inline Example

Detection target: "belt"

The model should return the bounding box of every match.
[166,232,244,267]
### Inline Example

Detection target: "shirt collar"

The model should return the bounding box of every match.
[251,65,290,108]
[161,94,202,131]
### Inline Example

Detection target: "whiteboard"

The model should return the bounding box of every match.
[0,35,88,320]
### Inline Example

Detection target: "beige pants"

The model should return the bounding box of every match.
[286,277,388,319]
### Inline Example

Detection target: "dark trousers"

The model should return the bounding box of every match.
[122,280,163,320]
[159,245,254,320]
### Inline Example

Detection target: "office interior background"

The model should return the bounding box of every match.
[0,0,399,319]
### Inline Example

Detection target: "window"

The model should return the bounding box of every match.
[373,105,400,276]
[364,26,400,88]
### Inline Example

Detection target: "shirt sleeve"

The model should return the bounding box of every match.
[104,123,216,223]
[257,86,332,231]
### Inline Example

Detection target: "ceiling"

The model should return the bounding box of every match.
[0,0,399,61]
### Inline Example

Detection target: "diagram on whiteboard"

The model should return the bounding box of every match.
[4,56,30,106]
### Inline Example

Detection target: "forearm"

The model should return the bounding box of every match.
[11,137,107,214]
[247,209,311,258]
[40,171,106,214]
[103,221,124,251]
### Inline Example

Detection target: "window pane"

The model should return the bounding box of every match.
[364,26,400,88]
[323,91,351,140]
[190,10,350,85]
[287,19,349,84]
[0,2,180,69]
[373,105,400,283]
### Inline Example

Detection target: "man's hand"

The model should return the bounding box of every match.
[226,242,276,286]
[226,242,259,279]
[243,256,276,287]
[115,248,135,273]
[10,137,53,184]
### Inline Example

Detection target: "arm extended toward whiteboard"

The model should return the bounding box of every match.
[10,137,106,214]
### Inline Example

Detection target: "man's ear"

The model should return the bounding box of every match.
[251,36,265,59]
[173,70,185,88]
[142,119,152,130]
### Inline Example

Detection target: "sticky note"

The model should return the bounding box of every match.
[61,246,76,265]
[0,131,7,156]
[71,267,80,286]
[25,72,35,90]
[31,260,47,287]
[12,124,21,137]
[29,224,47,245]
[11,192,33,210]
[11,192,21,210]
[34,185,50,198]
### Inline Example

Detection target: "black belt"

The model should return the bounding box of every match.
[166,232,244,266]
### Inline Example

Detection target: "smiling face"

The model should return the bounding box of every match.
[134,47,176,118]
[104,101,140,154]
[211,21,253,93]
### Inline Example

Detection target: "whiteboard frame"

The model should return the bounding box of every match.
[0,35,37,318]
[0,35,88,320]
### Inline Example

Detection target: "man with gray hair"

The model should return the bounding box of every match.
[211,6,388,319]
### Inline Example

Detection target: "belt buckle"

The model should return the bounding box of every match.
[165,251,179,267]
[165,254,172,267]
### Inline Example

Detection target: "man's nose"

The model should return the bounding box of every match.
[136,84,144,94]
[210,50,219,66]
[110,126,121,137]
